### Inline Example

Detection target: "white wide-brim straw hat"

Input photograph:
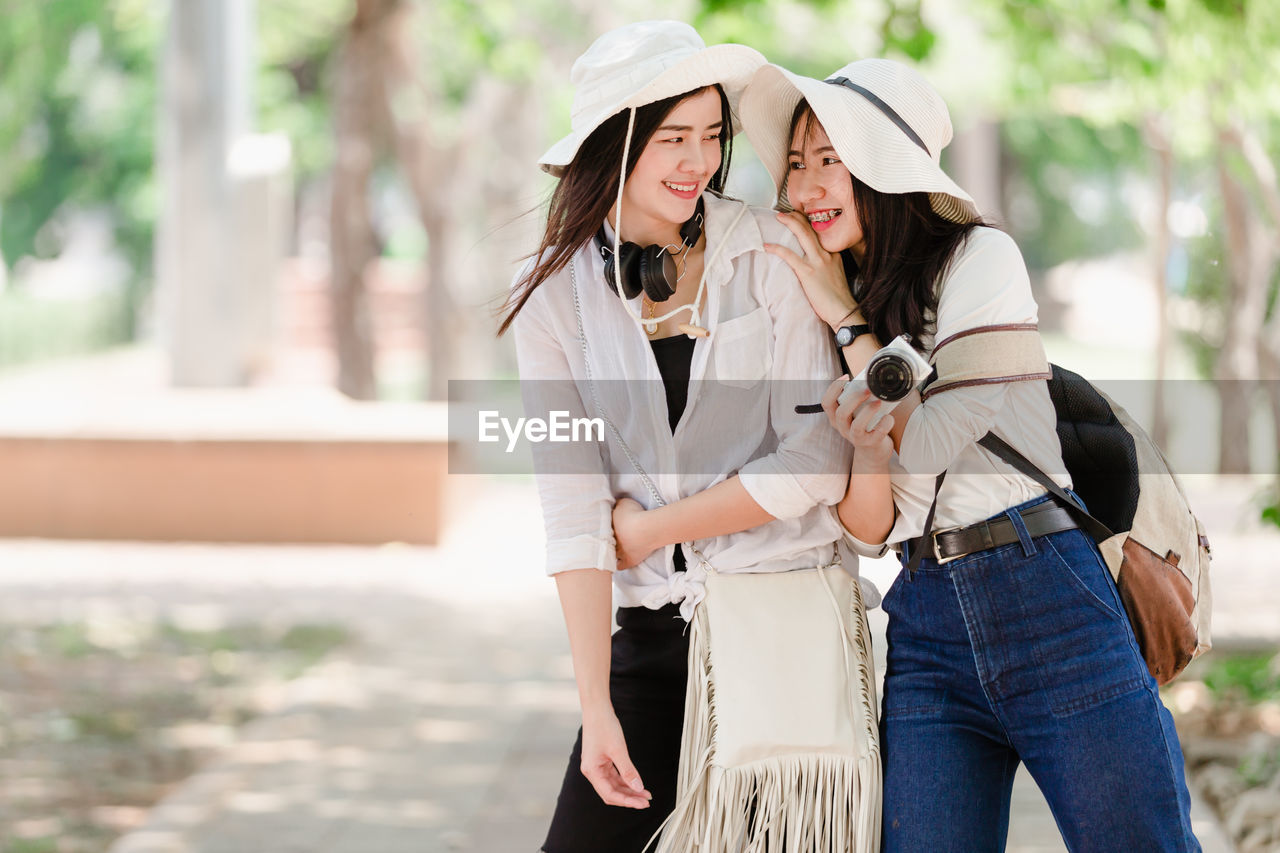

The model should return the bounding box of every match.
[538,20,766,177]
[740,59,979,223]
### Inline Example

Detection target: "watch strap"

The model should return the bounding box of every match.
[834,323,871,347]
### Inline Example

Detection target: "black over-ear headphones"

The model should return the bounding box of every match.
[596,199,705,303]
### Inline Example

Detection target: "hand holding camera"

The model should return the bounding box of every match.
[836,335,932,432]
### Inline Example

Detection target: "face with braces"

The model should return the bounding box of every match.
[785,116,866,261]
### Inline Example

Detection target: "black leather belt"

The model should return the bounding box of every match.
[915,501,1079,564]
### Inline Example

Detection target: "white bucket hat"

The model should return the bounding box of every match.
[537,20,766,177]
[740,58,979,223]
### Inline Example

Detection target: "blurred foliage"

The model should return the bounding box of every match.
[0,286,134,368]
[1239,743,1280,788]
[0,1,158,370]
[0,0,159,284]
[5,841,59,853]
[1180,195,1230,378]
[1001,116,1146,270]
[256,0,351,184]
[1201,651,1280,703]
[0,0,1277,386]
[1260,478,1280,529]
[982,0,1280,400]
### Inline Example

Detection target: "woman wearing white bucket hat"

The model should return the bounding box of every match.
[502,22,883,853]
[742,58,1202,851]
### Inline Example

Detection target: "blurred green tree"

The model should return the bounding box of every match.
[0,0,158,277]
[0,0,160,355]
[317,0,918,399]
[979,0,1280,471]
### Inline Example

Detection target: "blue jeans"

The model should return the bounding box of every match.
[881,495,1200,852]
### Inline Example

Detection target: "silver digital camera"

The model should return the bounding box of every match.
[838,335,932,430]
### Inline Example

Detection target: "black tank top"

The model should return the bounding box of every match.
[649,334,696,571]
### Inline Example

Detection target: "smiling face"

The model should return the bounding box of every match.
[611,87,724,245]
[785,112,866,261]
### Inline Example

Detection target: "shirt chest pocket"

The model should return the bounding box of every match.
[713,307,773,388]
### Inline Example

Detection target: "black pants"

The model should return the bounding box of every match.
[542,603,689,853]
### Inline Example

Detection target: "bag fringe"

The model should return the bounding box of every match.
[650,576,882,853]
[656,751,880,852]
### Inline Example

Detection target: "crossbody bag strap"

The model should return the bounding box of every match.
[571,257,666,509]
[976,431,1114,543]
[904,472,946,579]
[571,258,721,573]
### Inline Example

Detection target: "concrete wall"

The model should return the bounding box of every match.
[0,437,447,544]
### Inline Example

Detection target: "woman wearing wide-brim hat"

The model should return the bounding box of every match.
[741,58,1202,850]
[502,22,883,853]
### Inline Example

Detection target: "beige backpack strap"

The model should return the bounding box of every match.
[923,323,1051,399]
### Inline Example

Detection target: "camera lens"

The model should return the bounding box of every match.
[866,353,914,401]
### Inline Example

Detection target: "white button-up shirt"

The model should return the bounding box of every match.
[514,193,852,619]
[842,227,1072,555]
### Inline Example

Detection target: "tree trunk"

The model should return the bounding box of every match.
[329,0,396,400]
[1144,115,1173,452]
[951,118,1004,225]
[1230,121,1280,485]
[375,2,460,401]
[1213,129,1267,473]
[423,213,459,400]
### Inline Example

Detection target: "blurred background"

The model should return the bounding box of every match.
[1,1,1279,852]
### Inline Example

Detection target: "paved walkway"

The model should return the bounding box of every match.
[0,475,1258,852]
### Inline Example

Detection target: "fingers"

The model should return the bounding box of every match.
[839,395,877,436]
[822,377,851,434]
[614,497,642,513]
[871,412,895,438]
[612,751,649,798]
[583,766,651,809]
[768,208,829,258]
[773,210,829,262]
[825,383,866,434]
[611,498,639,570]
[762,241,807,277]
[847,398,897,463]
[582,758,651,809]
[852,402,894,439]
[821,376,848,414]
[613,538,637,570]
[581,712,651,809]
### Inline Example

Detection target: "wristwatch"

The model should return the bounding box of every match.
[833,323,871,347]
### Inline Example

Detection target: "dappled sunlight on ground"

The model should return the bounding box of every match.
[0,472,1265,851]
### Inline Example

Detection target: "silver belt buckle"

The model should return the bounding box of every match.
[931,524,966,565]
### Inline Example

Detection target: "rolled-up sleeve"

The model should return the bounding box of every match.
[513,283,617,575]
[898,230,1037,476]
[737,237,852,518]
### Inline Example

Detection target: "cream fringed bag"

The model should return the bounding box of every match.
[569,259,882,852]
[652,558,881,853]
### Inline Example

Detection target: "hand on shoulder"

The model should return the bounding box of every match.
[761,210,858,330]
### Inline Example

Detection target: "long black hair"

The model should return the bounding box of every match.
[789,102,988,349]
[498,84,734,336]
